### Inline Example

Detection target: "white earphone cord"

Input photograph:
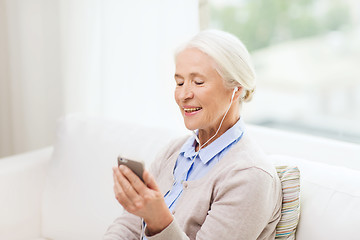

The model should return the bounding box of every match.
[195,87,237,152]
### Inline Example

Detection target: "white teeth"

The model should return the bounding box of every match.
[184,107,202,113]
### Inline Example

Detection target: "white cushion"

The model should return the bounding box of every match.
[248,125,360,170]
[270,155,360,240]
[41,114,181,240]
[0,148,51,240]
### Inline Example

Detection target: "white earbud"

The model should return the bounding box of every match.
[231,87,239,100]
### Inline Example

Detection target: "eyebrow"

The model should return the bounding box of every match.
[174,73,182,79]
[174,72,206,79]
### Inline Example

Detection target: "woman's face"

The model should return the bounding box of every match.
[174,48,235,132]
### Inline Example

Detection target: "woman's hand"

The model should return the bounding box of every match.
[112,165,173,235]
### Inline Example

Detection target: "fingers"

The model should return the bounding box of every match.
[112,166,168,223]
[112,168,133,208]
[112,166,162,208]
[143,170,160,192]
[119,165,148,196]
[113,167,143,211]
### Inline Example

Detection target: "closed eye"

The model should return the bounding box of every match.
[175,78,184,86]
[195,81,204,85]
[174,73,184,86]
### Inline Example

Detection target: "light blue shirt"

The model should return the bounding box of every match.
[164,118,245,212]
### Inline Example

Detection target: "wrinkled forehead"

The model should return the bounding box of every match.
[175,47,224,77]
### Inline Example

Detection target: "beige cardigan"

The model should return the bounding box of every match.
[103,133,282,240]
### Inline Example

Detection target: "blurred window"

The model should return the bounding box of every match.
[206,0,360,144]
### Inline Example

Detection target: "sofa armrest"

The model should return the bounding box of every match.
[0,147,53,240]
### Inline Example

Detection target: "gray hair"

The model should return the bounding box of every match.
[175,29,256,102]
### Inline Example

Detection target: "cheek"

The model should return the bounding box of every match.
[174,89,183,108]
[174,89,179,104]
[204,95,228,116]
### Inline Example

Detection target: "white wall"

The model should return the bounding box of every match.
[0,0,63,158]
[0,0,199,158]
[0,0,12,157]
[100,1,199,130]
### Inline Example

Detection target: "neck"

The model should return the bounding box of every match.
[195,114,240,151]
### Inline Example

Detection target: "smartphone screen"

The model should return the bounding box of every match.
[117,156,145,182]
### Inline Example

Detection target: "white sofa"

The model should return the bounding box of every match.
[1,114,360,240]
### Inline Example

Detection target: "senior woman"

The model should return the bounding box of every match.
[104,29,282,240]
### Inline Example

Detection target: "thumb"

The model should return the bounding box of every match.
[143,170,160,192]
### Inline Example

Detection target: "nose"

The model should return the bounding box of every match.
[178,82,194,101]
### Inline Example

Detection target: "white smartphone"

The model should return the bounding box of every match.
[117,156,145,182]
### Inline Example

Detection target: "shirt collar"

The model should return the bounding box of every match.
[180,118,245,164]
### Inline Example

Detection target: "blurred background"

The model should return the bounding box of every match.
[206,0,360,144]
[0,0,359,158]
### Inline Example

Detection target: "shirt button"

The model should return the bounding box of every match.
[172,210,176,214]
[183,182,188,188]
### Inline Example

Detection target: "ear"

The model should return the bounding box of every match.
[232,86,243,102]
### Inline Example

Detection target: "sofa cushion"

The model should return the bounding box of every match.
[41,114,182,240]
[0,147,51,240]
[248,124,360,171]
[270,155,360,240]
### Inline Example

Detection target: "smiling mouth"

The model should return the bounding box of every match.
[184,107,202,113]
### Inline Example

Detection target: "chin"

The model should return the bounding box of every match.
[183,120,198,131]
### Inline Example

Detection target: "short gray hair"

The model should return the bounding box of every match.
[175,29,256,102]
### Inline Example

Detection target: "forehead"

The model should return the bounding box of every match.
[175,48,218,74]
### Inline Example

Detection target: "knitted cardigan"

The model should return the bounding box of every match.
[103,133,282,240]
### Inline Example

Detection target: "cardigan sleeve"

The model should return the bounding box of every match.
[103,210,142,240]
[145,167,280,240]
